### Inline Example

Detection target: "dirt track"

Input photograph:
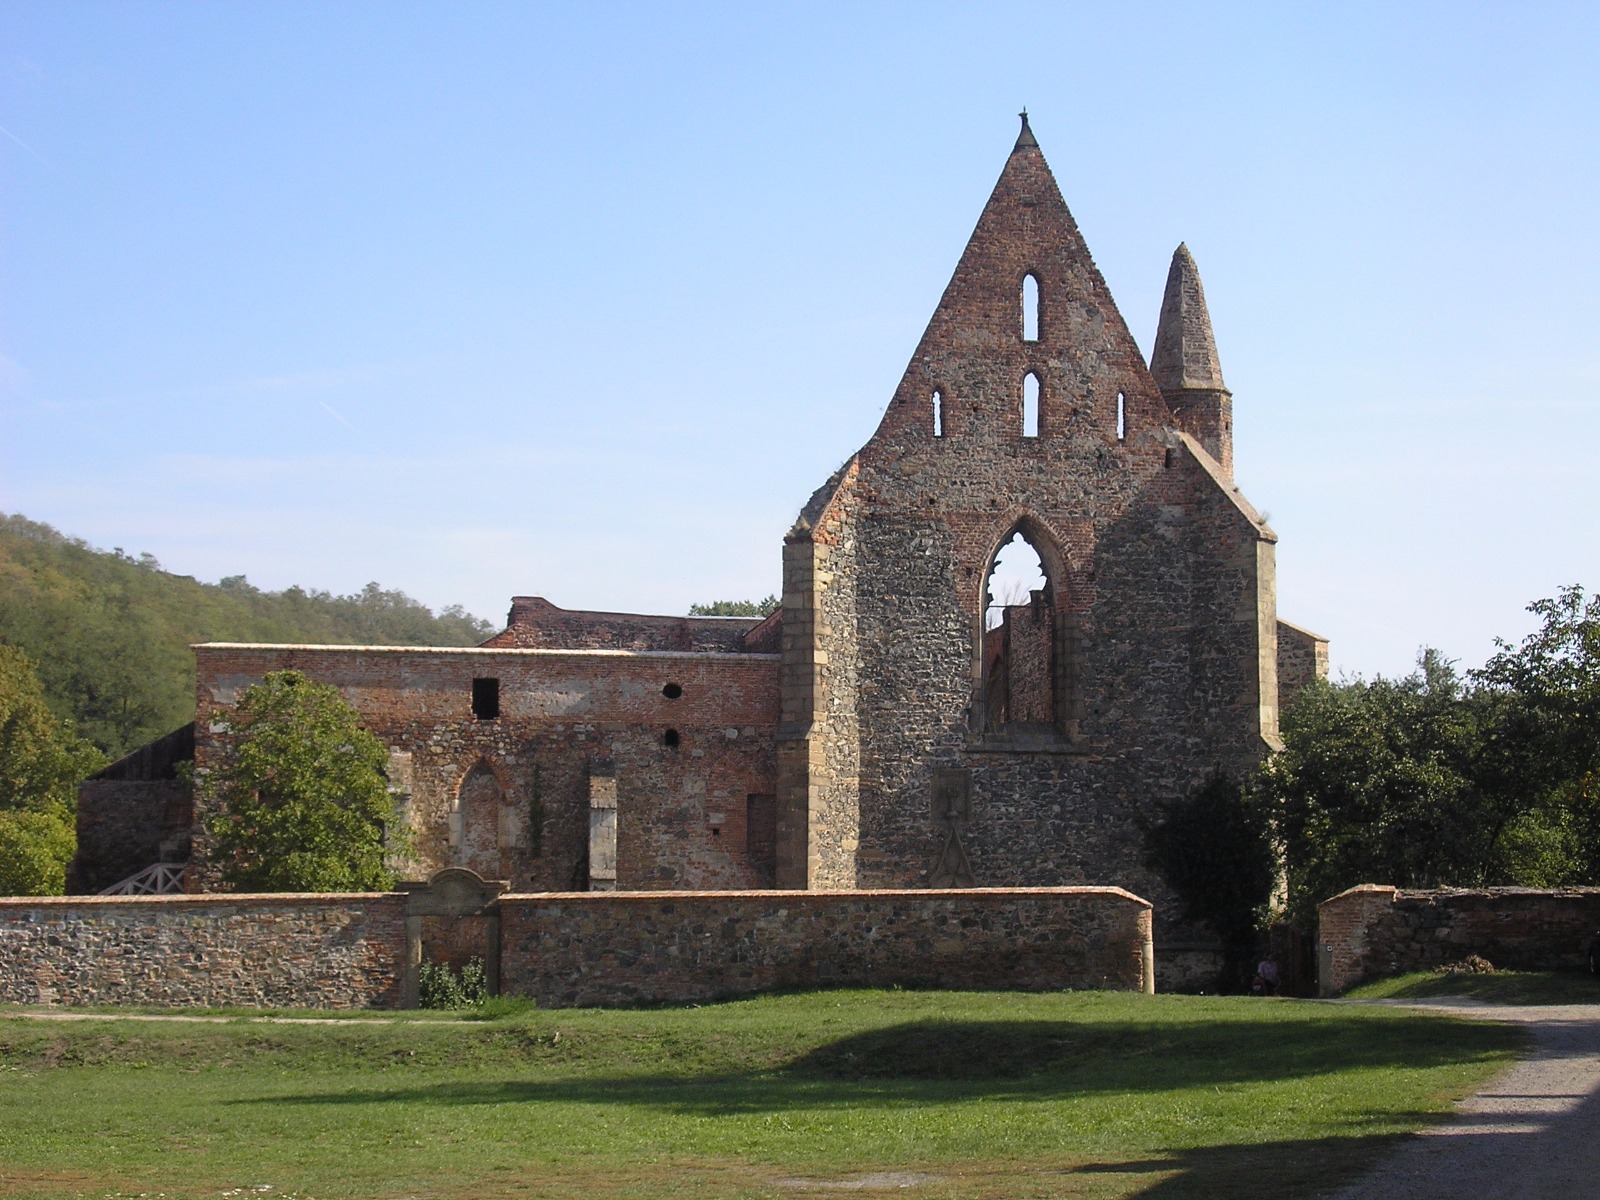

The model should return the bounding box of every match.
[1325,999,1600,1200]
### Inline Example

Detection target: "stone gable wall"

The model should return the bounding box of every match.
[1317,884,1600,995]
[777,136,1281,950]
[192,645,779,894]
[0,893,407,1008]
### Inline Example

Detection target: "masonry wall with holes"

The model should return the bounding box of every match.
[191,642,780,894]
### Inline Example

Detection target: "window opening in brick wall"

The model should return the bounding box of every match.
[1116,391,1126,442]
[1022,273,1039,342]
[663,728,680,748]
[662,682,682,699]
[981,529,1056,732]
[932,389,943,438]
[1023,373,1040,438]
[746,793,777,885]
[471,678,500,720]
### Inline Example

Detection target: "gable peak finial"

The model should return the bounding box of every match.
[1014,109,1038,151]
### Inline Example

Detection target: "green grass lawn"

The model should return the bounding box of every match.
[1345,968,1600,1005]
[0,989,1523,1200]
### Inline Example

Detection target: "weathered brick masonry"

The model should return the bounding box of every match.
[0,893,407,1008]
[1318,884,1600,995]
[0,883,1151,1009]
[192,640,780,894]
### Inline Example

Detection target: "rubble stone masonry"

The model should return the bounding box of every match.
[1318,884,1600,995]
[0,884,1151,1009]
[0,893,407,1008]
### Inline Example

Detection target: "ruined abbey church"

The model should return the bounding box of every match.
[76,117,1327,941]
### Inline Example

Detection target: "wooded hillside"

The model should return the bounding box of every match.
[0,514,496,758]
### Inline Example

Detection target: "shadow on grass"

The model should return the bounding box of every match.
[1347,970,1600,1006]
[1070,1133,1413,1199]
[244,1014,1520,1116]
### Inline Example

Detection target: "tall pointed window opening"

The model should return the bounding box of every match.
[454,762,509,879]
[932,389,943,438]
[1021,273,1039,342]
[1023,373,1040,438]
[981,531,1054,731]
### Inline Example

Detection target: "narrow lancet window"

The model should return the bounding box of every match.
[1023,374,1040,438]
[1116,391,1126,442]
[932,389,943,438]
[1022,273,1039,342]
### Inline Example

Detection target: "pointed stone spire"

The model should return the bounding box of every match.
[1151,243,1225,392]
[1151,243,1233,475]
[1013,109,1038,152]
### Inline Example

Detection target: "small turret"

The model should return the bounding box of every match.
[1151,243,1232,475]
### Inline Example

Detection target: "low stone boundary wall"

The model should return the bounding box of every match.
[1318,884,1600,996]
[0,893,408,1009]
[499,886,1155,1007]
[0,881,1154,1010]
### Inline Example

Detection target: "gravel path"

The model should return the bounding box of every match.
[1325,999,1600,1200]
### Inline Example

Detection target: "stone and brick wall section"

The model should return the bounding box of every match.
[0,893,407,1009]
[499,886,1154,1007]
[0,884,1151,1010]
[1318,884,1600,995]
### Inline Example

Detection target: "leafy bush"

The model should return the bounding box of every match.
[418,958,488,1009]
[0,645,102,894]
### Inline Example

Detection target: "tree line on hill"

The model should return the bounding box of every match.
[0,513,494,759]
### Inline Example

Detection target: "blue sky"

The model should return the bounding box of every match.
[2,2,1596,678]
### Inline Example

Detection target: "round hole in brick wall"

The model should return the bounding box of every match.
[663,729,681,748]
[662,683,683,699]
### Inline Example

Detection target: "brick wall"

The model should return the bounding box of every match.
[0,893,407,1008]
[485,597,767,653]
[1317,884,1600,995]
[499,886,1154,1007]
[192,644,779,893]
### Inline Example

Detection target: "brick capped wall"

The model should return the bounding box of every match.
[485,597,767,653]
[1317,884,1600,995]
[0,893,406,1008]
[499,885,1154,1007]
[0,883,1150,1010]
[192,644,779,894]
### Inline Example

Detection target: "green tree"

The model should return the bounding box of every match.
[1260,592,1600,926]
[1472,585,1600,884]
[0,645,102,894]
[202,670,405,892]
[1142,769,1277,990]
[688,596,779,617]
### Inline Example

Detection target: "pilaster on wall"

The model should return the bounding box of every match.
[776,506,860,891]
[587,760,617,892]
[1317,884,1398,996]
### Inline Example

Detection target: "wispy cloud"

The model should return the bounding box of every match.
[0,122,49,167]
[317,400,358,432]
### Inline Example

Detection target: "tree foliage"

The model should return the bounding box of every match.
[1142,769,1277,988]
[202,670,405,892]
[0,646,103,894]
[688,596,780,617]
[1260,588,1600,925]
[0,513,495,757]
